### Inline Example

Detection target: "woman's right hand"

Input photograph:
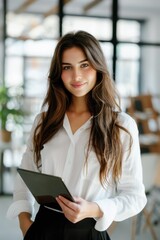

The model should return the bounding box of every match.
[18,212,33,236]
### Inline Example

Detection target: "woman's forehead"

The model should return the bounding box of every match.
[61,47,87,63]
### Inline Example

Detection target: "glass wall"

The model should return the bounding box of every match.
[5,0,59,126]
[119,0,160,96]
[2,0,160,136]
[63,16,112,40]
[116,19,141,97]
[1,0,160,193]
[116,43,140,96]
[2,0,160,127]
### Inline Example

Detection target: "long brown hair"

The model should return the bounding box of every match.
[33,30,132,185]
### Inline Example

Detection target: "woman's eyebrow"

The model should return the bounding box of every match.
[79,58,88,63]
[62,59,88,65]
[62,62,71,65]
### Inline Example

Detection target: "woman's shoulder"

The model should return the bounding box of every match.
[33,111,46,125]
[29,112,46,133]
[117,111,137,130]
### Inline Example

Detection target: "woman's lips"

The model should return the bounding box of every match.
[71,82,86,88]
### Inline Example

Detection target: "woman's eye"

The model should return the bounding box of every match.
[81,63,89,68]
[62,66,71,70]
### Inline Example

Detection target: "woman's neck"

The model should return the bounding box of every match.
[68,96,89,114]
[66,97,91,134]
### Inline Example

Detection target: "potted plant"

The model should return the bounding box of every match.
[0,85,24,142]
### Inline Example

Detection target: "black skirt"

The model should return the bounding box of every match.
[24,205,111,240]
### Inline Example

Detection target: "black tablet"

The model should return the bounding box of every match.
[17,168,75,212]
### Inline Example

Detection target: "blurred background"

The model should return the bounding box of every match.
[0,0,160,239]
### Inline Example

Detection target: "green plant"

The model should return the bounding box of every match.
[0,86,24,131]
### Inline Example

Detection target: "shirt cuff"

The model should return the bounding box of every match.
[6,200,34,220]
[94,198,117,231]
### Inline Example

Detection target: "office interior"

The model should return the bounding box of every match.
[0,0,160,239]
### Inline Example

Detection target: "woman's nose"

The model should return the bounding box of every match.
[73,68,82,81]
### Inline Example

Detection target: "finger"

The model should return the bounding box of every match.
[57,196,79,211]
[56,196,72,212]
[56,197,78,222]
[56,197,64,210]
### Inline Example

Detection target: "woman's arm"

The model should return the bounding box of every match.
[18,212,33,236]
[93,115,147,231]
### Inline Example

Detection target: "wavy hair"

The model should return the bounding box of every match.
[33,30,132,185]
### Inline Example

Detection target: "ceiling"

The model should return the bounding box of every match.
[5,0,160,17]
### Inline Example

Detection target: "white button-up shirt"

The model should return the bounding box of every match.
[7,112,147,231]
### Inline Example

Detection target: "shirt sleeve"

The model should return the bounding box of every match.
[6,114,41,220]
[94,114,147,231]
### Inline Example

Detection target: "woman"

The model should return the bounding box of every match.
[7,30,147,240]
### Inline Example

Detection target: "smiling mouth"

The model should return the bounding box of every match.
[71,82,86,88]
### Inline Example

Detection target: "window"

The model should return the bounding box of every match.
[116,20,141,97]
[63,16,112,40]
[116,43,140,96]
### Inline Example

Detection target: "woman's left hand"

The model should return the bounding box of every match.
[56,196,103,223]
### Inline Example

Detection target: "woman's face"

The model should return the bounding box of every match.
[61,47,97,98]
